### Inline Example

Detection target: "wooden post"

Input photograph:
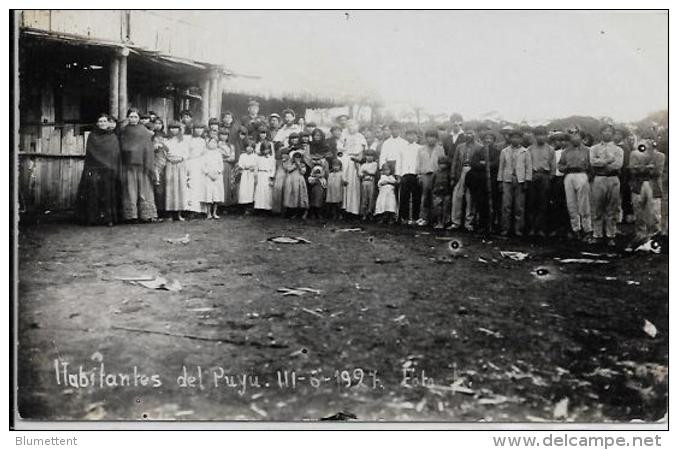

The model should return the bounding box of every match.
[208,69,220,120]
[109,54,119,118]
[118,48,129,117]
[200,76,210,124]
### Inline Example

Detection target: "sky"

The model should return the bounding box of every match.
[173,10,668,123]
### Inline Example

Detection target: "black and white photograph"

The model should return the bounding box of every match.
[10,8,669,431]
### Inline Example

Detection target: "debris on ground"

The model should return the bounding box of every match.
[643,319,658,338]
[604,276,617,281]
[334,228,363,233]
[267,236,311,244]
[393,314,407,323]
[129,276,183,292]
[320,411,358,421]
[249,403,268,417]
[500,251,529,261]
[114,274,155,281]
[164,234,190,245]
[557,258,610,264]
[374,257,400,264]
[477,327,503,338]
[477,257,489,264]
[627,280,640,286]
[553,397,569,420]
[301,307,324,318]
[581,251,617,258]
[277,287,321,296]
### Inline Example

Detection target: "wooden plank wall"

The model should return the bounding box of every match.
[19,124,86,212]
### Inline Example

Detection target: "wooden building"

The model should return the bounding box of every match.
[17,10,229,213]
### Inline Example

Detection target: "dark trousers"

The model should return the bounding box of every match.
[528,172,552,233]
[398,174,421,222]
[548,176,569,233]
[620,169,633,219]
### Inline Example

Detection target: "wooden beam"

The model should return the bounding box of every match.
[109,55,119,118]
[208,70,220,120]
[200,76,210,124]
[118,48,128,116]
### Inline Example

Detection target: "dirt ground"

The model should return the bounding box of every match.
[16,212,668,423]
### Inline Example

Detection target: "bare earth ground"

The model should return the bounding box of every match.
[16,213,667,423]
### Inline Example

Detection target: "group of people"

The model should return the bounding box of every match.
[75,101,665,247]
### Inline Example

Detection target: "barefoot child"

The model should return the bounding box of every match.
[203,137,224,219]
[325,158,344,220]
[254,141,276,212]
[237,140,257,214]
[359,149,378,221]
[283,150,309,219]
[374,163,398,224]
[164,121,189,221]
[307,156,328,219]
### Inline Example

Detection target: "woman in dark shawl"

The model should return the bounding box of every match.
[75,113,121,226]
[221,111,244,159]
[119,107,158,222]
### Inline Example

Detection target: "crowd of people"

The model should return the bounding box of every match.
[75,100,665,247]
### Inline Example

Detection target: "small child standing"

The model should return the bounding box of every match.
[359,149,378,221]
[325,158,344,220]
[374,163,398,224]
[307,156,328,219]
[152,133,168,220]
[283,150,309,219]
[431,156,453,229]
[237,140,257,213]
[254,142,276,212]
[203,137,224,219]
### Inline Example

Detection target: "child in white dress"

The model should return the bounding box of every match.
[237,140,257,213]
[203,137,224,219]
[375,163,398,224]
[254,142,276,211]
[185,126,209,217]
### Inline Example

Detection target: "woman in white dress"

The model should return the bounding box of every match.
[185,124,209,217]
[341,120,366,216]
[163,121,189,221]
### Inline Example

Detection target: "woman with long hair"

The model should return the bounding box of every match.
[74,113,121,226]
[119,107,158,222]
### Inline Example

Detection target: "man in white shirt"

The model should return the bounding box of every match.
[379,122,408,176]
[272,109,301,148]
[397,128,422,225]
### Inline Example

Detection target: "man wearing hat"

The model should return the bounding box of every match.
[628,139,665,240]
[589,124,624,246]
[548,130,571,236]
[241,99,261,134]
[273,108,301,148]
[268,113,281,141]
[449,127,480,231]
[497,129,532,236]
[468,129,501,234]
[416,128,445,226]
[558,127,593,242]
[527,126,557,237]
[613,126,634,223]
